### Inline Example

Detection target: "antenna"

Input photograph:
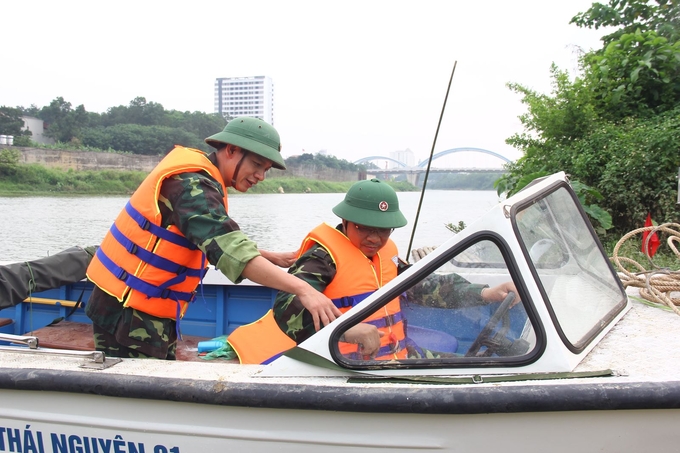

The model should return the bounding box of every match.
[406,61,458,261]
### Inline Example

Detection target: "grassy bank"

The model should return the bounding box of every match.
[241,177,418,194]
[0,163,418,196]
[0,164,147,196]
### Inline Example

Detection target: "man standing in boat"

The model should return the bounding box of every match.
[85,117,341,359]
[227,178,517,363]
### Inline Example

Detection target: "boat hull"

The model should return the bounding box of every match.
[2,384,680,452]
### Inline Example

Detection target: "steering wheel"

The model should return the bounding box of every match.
[465,291,516,357]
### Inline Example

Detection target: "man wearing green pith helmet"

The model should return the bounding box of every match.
[86,117,341,359]
[272,178,518,360]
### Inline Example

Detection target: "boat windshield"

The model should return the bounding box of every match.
[330,180,626,369]
[514,185,627,351]
[333,236,536,368]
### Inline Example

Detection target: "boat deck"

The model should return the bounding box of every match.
[20,321,214,362]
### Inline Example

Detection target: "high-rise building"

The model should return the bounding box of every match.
[214,76,275,125]
[389,148,416,168]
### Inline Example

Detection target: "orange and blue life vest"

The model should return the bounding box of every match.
[227,223,409,364]
[86,146,227,321]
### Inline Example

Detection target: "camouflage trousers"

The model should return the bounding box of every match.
[92,310,178,360]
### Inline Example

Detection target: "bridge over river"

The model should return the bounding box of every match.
[354,147,513,185]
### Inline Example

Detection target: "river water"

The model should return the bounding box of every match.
[0,190,502,262]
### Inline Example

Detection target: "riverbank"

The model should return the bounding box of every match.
[0,162,419,196]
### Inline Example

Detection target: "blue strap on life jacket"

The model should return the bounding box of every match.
[124,202,198,250]
[331,291,374,309]
[364,311,404,329]
[109,224,204,278]
[96,248,196,303]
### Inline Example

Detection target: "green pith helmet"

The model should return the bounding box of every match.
[332,179,408,229]
[205,117,286,170]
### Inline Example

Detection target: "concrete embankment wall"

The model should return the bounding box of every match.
[7,146,362,181]
[270,164,362,182]
[15,147,162,172]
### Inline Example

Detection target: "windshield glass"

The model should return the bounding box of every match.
[334,238,537,367]
[514,185,626,349]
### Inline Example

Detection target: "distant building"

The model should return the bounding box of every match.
[214,76,275,125]
[21,116,55,145]
[389,148,416,168]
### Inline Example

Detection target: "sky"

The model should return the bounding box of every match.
[2,0,609,168]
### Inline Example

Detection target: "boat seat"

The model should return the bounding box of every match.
[407,325,458,354]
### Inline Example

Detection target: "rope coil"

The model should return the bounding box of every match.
[611,223,680,315]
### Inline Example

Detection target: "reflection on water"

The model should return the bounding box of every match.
[0,190,500,262]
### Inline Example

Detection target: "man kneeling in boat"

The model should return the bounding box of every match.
[228,179,517,363]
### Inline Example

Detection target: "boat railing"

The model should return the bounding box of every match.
[0,332,122,369]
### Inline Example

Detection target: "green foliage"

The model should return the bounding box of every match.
[571,0,680,44]
[6,96,226,156]
[577,108,680,232]
[0,106,33,137]
[12,135,33,147]
[569,180,614,235]
[285,153,366,172]
[424,172,505,190]
[82,124,205,155]
[103,97,165,126]
[240,178,355,194]
[0,163,146,195]
[39,97,89,143]
[501,0,680,240]
[0,147,20,165]
[583,29,680,119]
[239,177,418,195]
[0,147,21,177]
[99,96,227,141]
[445,221,467,234]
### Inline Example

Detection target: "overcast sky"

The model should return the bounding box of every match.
[3,1,608,167]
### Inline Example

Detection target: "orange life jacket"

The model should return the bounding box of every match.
[86,146,228,320]
[227,223,406,364]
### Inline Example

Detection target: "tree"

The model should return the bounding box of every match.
[102,97,165,127]
[0,106,32,137]
[81,124,202,155]
[0,147,21,176]
[582,29,680,120]
[18,104,41,118]
[39,97,89,143]
[571,0,680,44]
[498,0,680,237]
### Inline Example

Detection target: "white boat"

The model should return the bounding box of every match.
[1,171,679,452]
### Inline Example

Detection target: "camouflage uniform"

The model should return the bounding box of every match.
[86,152,260,359]
[273,225,488,358]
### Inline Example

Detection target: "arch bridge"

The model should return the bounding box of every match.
[354,147,512,185]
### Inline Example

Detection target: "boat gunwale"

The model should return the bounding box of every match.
[1,366,679,414]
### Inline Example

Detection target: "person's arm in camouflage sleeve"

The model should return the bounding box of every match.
[272,244,336,344]
[398,260,487,309]
[401,259,519,308]
[160,169,341,329]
